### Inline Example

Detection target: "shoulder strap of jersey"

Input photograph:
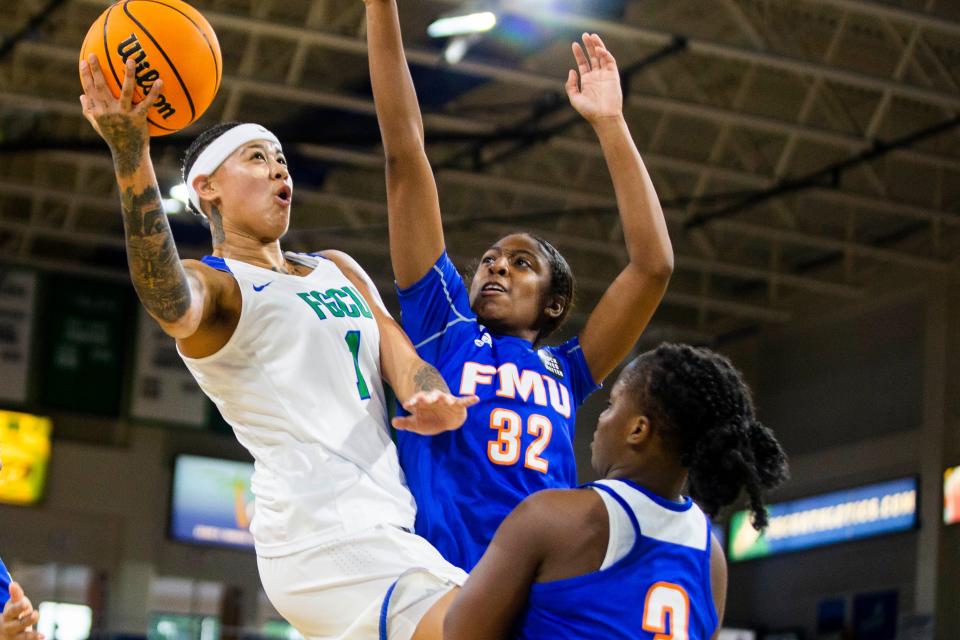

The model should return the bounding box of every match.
[585,481,642,541]
[201,255,232,273]
[285,251,323,268]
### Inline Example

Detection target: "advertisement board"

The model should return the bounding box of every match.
[131,307,206,427]
[944,465,960,525]
[40,275,129,416]
[0,410,52,506]
[169,455,255,551]
[0,268,38,404]
[729,477,917,561]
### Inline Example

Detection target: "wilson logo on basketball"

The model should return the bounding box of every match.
[116,33,176,120]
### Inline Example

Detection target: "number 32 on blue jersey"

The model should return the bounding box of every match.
[487,408,552,474]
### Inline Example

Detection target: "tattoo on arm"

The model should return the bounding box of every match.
[414,363,450,394]
[120,185,192,323]
[99,114,146,178]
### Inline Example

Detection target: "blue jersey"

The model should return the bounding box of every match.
[0,556,10,608]
[515,479,719,640]
[397,252,599,571]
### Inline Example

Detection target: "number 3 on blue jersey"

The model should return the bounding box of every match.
[487,409,553,473]
[643,582,690,640]
[344,330,370,400]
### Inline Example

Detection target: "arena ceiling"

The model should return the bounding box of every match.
[2,0,960,344]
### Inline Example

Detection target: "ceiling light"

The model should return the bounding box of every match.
[162,198,185,215]
[169,183,189,205]
[428,11,497,39]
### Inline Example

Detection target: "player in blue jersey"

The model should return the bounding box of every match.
[365,1,674,572]
[444,344,789,639]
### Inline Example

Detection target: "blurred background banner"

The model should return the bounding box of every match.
[944,465,960,526]
[729,477,918,561]
[39,275,130,416]
[0,268,38,405]
[130,307,207,428]
[169,455,255,551]
[0,409,52,506]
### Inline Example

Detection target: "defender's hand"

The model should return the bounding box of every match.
[565,33,623,125]
[392,391,480,436]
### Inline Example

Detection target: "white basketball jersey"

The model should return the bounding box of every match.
[179,253,416,557]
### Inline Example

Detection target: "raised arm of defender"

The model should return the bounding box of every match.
[364,0,446,288]
[568,35,674,382]
[80,55,223,341]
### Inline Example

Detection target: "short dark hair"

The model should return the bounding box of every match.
[525,233,575,343]
[625,344,789,530]
[180,121,243,216]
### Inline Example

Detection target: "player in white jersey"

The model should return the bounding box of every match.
[80,56,478,640]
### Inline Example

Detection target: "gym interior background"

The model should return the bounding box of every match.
[1,0,959,638]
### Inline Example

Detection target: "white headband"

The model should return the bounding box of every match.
[186,123,283,214]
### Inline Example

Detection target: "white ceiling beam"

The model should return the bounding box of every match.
[0,165,860,305]
[550,138,960,227]
[807,0,960,39]
[5,131,952,276]
[711,218,951,272]
[66,1,960,168]
[13,34,960,175]
[480,221,863,300]
[451,0,960,109]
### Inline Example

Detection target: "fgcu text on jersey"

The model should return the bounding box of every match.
[396,252,599,571]
[180,253,416,558]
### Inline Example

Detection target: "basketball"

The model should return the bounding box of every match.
[79,0,222,136]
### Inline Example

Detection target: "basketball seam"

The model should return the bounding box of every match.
[102,4,123,93]
[133,0,221,90]
[101,1,177,132]
[122,0,197,122]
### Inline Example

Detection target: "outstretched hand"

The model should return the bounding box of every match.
[565,33,623,124]
[392,390,480,436]
[79,55,163,163]
[1,583,43,640]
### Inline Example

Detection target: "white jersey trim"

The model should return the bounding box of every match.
[410,262,477,350]
[594,479,709,551]
[593,488,636,570]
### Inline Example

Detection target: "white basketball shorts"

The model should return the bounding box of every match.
[257,524,468,640]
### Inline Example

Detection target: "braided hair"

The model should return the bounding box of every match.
[180,121,243,217]
[525,233,575,343]
[625,343,789,530]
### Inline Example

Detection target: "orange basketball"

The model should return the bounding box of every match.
[79,0,222,136]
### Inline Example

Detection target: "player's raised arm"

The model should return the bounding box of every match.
[363,0,446,288]
[79,56,218,340]
[321,251,478,435]
[570,35,674,382]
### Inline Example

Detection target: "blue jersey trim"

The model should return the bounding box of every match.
[379,578,400,640]
[201,255,232,274]
[307,252,331,261]
[617,478,693,512]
